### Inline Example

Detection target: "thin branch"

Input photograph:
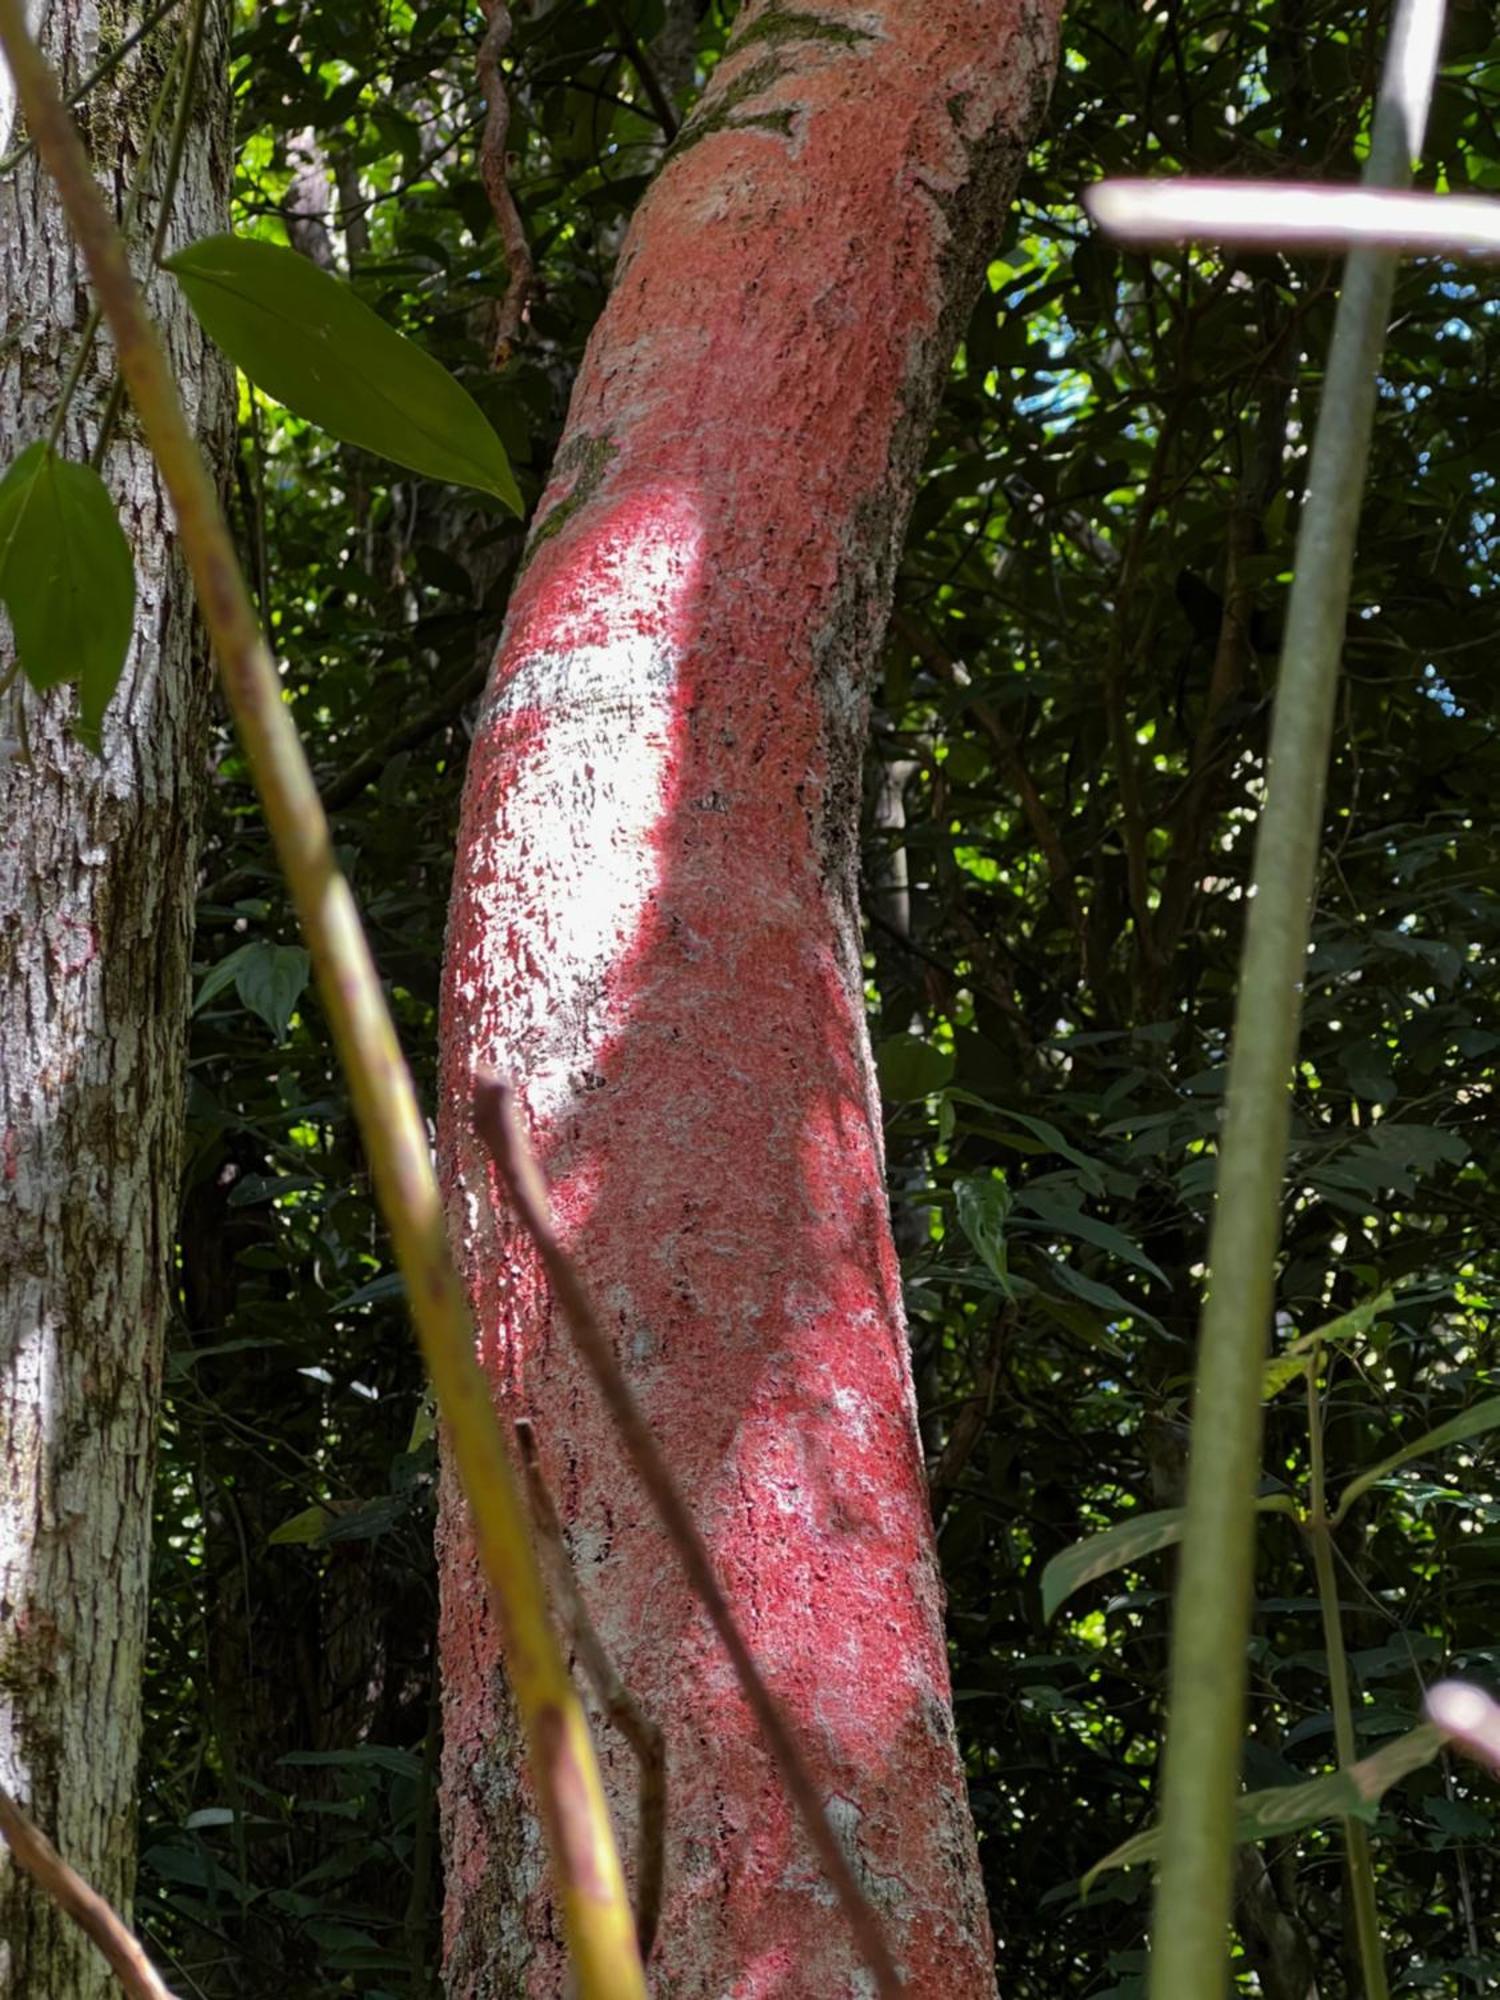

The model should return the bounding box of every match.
[515,1417,666,1963]
[476,1,533,362]
[1089,177,1500,263]
[600,0,679,139]
[0,1785,177,2000]
[927,1310,1009,1513]
[473,1071,906,2000]
[892,607,1085,954]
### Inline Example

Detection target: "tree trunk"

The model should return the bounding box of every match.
[437,3,1061,1992]
[0,5,231,1992]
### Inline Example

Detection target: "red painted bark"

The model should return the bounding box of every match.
[437,5,1062,1992]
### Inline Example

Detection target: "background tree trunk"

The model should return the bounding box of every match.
[437,3,1061,1993]
[0,3,231,1991]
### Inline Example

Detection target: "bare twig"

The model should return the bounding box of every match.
[892,607,1084,954]
[0,1785,177,2000]
[927,1311,1009,1513]
[600,0,679,139]
[1088,178,1500,263]
[476,1,533,362]
[515,1417,667,1962]
[473,1070,905,2000]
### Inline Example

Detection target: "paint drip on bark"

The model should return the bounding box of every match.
[437,3,1062,1993]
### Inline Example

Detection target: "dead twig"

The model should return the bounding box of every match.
[472,1070,905,2000]
[476,1,532,363]
[600,0,679,139]
[0,1784,176,2000]
[515,1417,666,1961]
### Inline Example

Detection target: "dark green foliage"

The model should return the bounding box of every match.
[134,0,1500,1993]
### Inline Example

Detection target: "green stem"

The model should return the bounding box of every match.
[1307,1350,1389,1999]
[1145,4,1440,1993]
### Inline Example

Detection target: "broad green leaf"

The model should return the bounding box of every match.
[279,1745,424,1779]
[955,1175,1013,1290]
[1044,1493,1298,1621]
[1081,1723,1445,1892]
[268,1504,336,1546]
[1263,1289,1394,1398]
[1015,1190,1168,1286]
[235,942,311,1041]
[1037,1252,1166,1338]
[876,1033,954,1100]
[1043,1509,1187,1623]
[165,235,521,509]
[1262,1351,1313,1400]
[1334,1394,1500,1522]
[0,442,134,749]
[193,943,255,1014]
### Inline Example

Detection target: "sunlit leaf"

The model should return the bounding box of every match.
[1334,1394,1500,1521]
[1044,1492,1298,1621]
[1263,1289,1394,1398]
[1081,1723,1446,1892]
[268,1504,336,1546]
[165,234,521,509]
[0,442,134,749]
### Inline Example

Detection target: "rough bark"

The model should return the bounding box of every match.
[0,3,232,1991]
[437,3,1061,1993]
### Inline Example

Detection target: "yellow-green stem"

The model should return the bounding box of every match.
[0,11,645,1993]
[1145,4,1441,1992]
[1307,1353,1389,1999]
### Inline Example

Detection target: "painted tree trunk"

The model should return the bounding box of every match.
[437,4,1061,1993]
[0,5,231,1992]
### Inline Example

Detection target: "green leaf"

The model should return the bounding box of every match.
[164,235,521,509]
[268,1504,336,1546]
[1014,1190,1168,1287]
[1043,1493,1298,1621]
[193,943,255,1014]
[876,1033,954,1100]
[0,442,134,749]
[1042,1508,1187,1623]
[1036,1252,1166,1338]
[1334,1394,1500,1521]
[1263,1289,1394,1399]
[1081,1723,1446,1892]
[955,1175,1013,1290]
[193,941,310,1039]
[235,942,311,1041]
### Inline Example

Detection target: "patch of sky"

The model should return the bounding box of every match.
[1421,663,1465,717]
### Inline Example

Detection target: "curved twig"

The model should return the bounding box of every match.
[473,1069,905,2000]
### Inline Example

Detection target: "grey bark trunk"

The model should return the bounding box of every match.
[0,3,231,1991]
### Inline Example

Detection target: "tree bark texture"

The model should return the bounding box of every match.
[0,3,231,1991]
[437,4,1061,1993]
